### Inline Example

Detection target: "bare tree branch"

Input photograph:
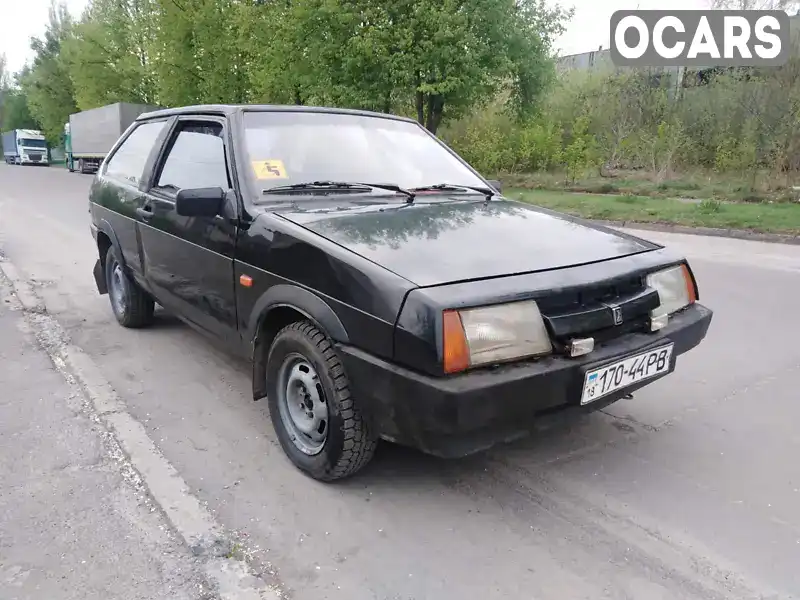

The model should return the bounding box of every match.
[708,0,800,11]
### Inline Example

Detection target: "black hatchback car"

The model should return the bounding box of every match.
[88,104,712,481]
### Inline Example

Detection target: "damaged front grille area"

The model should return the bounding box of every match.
[536,274,658,353]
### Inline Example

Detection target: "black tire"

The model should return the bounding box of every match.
[266,321,378,481]
[104,245,154,328]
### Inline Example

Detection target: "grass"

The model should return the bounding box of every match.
[511,189,800,236]
[501,169,799,204]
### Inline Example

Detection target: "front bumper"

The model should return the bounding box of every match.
[338,303,713,458]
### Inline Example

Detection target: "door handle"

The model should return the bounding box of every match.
[136,206,154,221]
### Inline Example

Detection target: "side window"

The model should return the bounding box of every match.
[154,121,230,192]
[105,120,167,186]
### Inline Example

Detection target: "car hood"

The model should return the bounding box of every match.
[274,198,659,287]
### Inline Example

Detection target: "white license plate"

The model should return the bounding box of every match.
[581,344,674,405]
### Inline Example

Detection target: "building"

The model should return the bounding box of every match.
[555,47,687,98]
[555,13,800,97]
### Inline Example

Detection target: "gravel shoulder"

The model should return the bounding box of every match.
[0,268,209,600]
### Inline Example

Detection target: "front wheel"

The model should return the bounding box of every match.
[104,245,154,328]
[266,321,378,481]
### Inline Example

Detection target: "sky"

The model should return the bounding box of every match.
[0,0,89,74]
[555,0,709,56]
[0,0,713,76]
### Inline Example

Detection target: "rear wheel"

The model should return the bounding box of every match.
[266,321,378,481]
[105,245,154,328]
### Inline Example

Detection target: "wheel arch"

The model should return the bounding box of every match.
[94,219,125,268]
[249,285,350,400]
[93,220,127,294]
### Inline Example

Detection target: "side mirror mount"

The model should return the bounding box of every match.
[175,187,225,217]
[487,179,502,194]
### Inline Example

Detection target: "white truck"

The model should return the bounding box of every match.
[65,102,160,174]
[2,129,49,166]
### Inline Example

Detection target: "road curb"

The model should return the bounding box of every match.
[592,220,800,245]
[0,258,284,600]
[0,258,48,312]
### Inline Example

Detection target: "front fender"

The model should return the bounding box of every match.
[249,284,350,400]
[246,284,349,345]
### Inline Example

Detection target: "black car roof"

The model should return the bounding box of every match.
[136,104,418,124]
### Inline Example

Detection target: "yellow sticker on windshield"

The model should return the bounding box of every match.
[252,159,287,179]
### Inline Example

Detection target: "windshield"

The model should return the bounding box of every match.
[20,138,47,149]
[241,111,486,196]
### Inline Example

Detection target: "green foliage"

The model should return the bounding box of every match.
[697,198,723,214]
[0,54,9,128]
[2,89,40,130]
[18,2,78,143]
[514,119,562,172]
[150,0,250,106]
[243,0,570,133]
[560,115,595,184]
[14,0,800,192]
[0,54,7,88]
[441,105,562,174]
[444,50,800,188]
[0,57,38,132]
[12,0,567,142]
[62,0,158,109]
[714,123,757,175]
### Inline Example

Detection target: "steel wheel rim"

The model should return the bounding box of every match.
[276,353,329,456]
[109,261,127,316]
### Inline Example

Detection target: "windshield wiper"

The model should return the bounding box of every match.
[262,181,415,202]
[410,183,495,200]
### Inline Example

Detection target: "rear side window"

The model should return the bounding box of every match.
[105,120,167,186]
[155,121,230,192]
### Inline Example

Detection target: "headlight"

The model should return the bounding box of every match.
[442,300,552,373]
[646,264,697,321]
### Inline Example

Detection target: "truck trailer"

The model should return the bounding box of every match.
[2,129,49,166]
[65,102,160,174]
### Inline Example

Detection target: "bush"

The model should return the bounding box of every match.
[442,54,800,196]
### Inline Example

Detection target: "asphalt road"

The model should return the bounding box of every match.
[0,268,208,600]
[0,163,798,600]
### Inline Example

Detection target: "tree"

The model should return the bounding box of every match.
[247,0,571,134]
[146,0,253,107]
[62,0,159,109]
[0,53,8,89]
[0,53,9,128]
[149,0,204,107]
[19,1,78,143]
[709,0,800,10]
[243,0,333,106]
[2,85,40,131]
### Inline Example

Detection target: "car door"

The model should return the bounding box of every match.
[136,116,239,341]
[96,118,171,288]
